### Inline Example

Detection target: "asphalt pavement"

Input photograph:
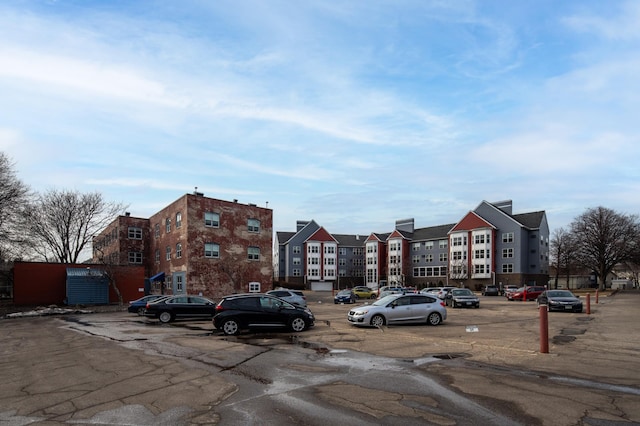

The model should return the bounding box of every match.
[0,290,639,425]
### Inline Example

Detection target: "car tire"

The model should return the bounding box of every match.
[136,307,146,316]
[158,311,173,323]
[427,312,442,326]
[290,317,307,332]
[222,318,240,336]
[370,315,385,327]
[370,294,377,299]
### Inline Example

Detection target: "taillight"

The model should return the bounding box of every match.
[440,301,446,307]
[215,305,224,312]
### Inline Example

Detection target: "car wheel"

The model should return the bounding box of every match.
[290,317,307,332]
[158,311,173,323]
[370,294,377,299]
[427,312,442,326]
[370,315,385,327]
[136,307,146,316]
[222,319,240,336]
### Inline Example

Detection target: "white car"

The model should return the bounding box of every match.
[347,293,447,328]
[266,289,307,307]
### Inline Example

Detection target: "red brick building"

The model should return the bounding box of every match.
[93,192,273,300]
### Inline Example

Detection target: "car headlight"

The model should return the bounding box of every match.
[352,310,367,316]
[549,300,560,305]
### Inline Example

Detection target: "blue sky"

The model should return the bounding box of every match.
[1,0,639,238]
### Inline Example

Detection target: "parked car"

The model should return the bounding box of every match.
[347,293,447,327]
[266,289,307,307]
[420,287,443,295]
[144,295,217,323]
[435,286,457,300]
[213,293,315,336]
[445,288,480,308]
[127,295,167,315]
[506,286,546,301]
[481,285,500,296]
[352,286,377,299]
[402,287,418,294]
[379,287,404,298]
[537,290,583,312]
[334,289,357,304]
[503,285,519,297]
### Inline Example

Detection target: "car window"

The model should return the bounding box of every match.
[189,296,209,304]
[233,297,258,308]
[392,297,410,306]
[410,295,432,304]
[169,296,189,304]
[270,291,288,297]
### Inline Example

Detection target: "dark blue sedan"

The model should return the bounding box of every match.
[334,289,356,304]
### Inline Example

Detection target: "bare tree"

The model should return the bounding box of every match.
[0,153,32,260]
[26,189,127,263]
[570,206,640,290]
[549,227,578,289]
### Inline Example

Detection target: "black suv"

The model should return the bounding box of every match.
[213,293,315,336]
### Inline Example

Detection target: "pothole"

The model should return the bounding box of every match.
[552,335,576,344]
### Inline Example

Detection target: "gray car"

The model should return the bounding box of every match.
[266,289,307,307]
[347,293,447,328]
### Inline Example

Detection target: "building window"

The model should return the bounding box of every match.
[413,243,421,251]
[353,248,363,256]
[503,248,514,258]
[425,254,433,262]
[439,240,448,249]
[205,212,220,227]
[293,269,301,277]
[293,246,301,254]
[128,227,142,240]
[325,258,335,265]
[205,243,220,258]
[248,246,260,261]
[439,253,448,262]
[309,258,319,265]
[339,258,346,266]
[474,250,485,259]
[293,257,301,265]
[503,232,514,243]
[155,249,160,263]
[128,251,142,264]
[154,224,160,238]
[412,255,420,264]
[248,218,260,233]
[425,241,434,250]
[176,212,182,229]
[176,243,182,259]
[308,245,319,254]
[166,246,171,260]
[176,275,183,292]
[502,264,514,273]
[324,245,335,254]
[339,247,347,255]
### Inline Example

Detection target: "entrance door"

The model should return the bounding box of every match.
[172,272,186,295]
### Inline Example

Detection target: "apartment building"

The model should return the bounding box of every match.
[93,192,273,299]
[276,200,549,291]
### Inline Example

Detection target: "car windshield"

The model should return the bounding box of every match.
[372,295,400,306]
[337,290,352,296]
[547,290,575,298]
[452,289,473,296]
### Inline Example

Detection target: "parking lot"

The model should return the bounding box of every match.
[1,290,639,425]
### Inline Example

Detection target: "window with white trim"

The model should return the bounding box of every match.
[248,246,260,261]
[205,212,220,227]
[205,243,220,258]
[128,227,142,240]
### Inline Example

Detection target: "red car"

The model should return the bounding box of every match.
[506,286,546,301]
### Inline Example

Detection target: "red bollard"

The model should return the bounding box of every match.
[539,305,549,353]
[523,287,527,302]
[586,293,591,315]
[595,289,599,304]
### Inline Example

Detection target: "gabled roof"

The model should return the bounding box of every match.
[387,229,411,240]
[277,220,320,245]
[412,223,456,241]
[366,232,391,242]
[478,200,546,231]
[450,212,495,233]
[333,234,366,246]
[513,211,546,230]
[306,226,338,243]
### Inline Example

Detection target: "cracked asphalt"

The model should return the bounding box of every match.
[1,291,639,425]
